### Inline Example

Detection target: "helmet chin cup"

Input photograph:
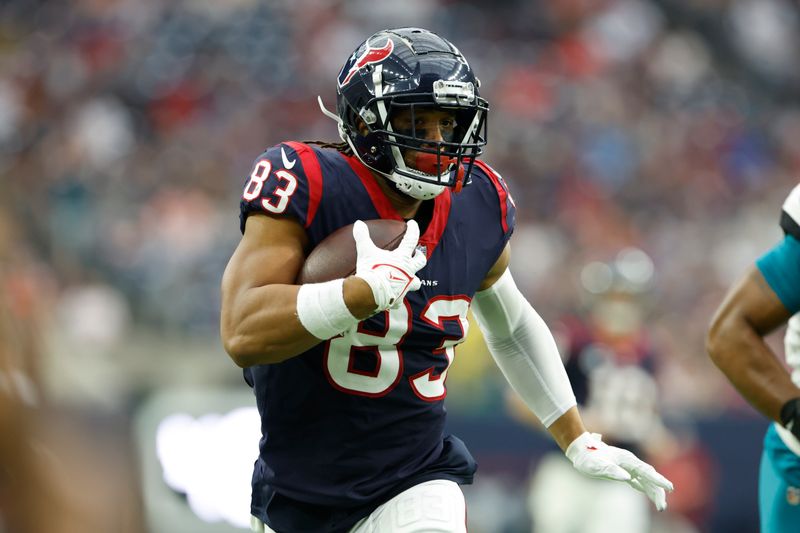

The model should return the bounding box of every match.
[407,153,464,192]
[386,171,446,200]
[383,151,469,200]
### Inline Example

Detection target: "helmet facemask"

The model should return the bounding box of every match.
[376,84,488,199]
[350,72,488,200]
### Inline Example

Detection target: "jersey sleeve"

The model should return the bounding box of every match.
[239,142,323,233]
[473,160,516,244]
[757,184,800,313]
[756,235,800,314]
[780,184,800,240]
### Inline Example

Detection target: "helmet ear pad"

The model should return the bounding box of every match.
[351,130,393,173]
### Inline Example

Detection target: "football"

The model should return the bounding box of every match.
[297,219,408,284]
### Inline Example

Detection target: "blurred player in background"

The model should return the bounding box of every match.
[0,209,50,533]
[0,209,145,533]
[221,27,672,533]
[510,250,686,533]
[707,184,800,533]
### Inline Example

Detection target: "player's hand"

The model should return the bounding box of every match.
[353,219,427,312]
[566,432,674,511]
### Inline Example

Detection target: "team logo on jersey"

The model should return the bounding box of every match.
[787,486,800,506]
[338,38,394,87]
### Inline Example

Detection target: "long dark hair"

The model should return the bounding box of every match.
[302,140,352,155]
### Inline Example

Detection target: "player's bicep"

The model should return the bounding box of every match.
[757,235,800,314]
[711,266,793,339]
[223,214,308,297]
[479,243,511,291]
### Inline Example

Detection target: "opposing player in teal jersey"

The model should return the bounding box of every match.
[708,184,800,533]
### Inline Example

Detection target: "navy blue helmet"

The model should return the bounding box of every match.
[320,28,489,200]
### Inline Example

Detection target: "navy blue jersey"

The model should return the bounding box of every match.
[238,142,515,531]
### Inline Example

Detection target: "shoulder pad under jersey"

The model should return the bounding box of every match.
[781,184,800,240]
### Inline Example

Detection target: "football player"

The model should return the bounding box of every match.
[0,212,147,533]
[522,254,673,533]
[707,184,800,533]
[220,27,673,533]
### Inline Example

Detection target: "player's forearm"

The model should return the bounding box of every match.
[547,406,588,451]
[707,316,800,422]
[222,278,377,367]
[221,284,320,366]
[472,270,577,426]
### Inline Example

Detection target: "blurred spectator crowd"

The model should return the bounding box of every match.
[6,0,800,531]
[3,0,800,495]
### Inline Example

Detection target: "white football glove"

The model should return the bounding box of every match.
[566,432,674,511]
[353,219,427,312]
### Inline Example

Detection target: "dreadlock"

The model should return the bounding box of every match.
[302,140,352,155]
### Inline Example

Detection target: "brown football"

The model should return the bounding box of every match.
[297,219,408,284]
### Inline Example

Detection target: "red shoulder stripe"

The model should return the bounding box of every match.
[473,160,509,234]
[285,141,322,228]
[340,153,403,221]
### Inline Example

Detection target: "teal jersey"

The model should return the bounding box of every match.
[756,235,800,314]
[756,184,800,314]
[755,184,800,533]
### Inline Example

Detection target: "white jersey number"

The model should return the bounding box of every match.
[324,296,470,400]
[410,297,471,400]
[241,160,297,214]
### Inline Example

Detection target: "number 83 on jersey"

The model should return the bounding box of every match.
[324,296,471,400]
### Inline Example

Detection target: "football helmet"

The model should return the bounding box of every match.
[318,27,489,200]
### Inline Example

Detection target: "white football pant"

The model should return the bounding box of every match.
[251,479,467,533]
[529,452,650,533]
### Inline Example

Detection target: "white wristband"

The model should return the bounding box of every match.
[296,279,359,340]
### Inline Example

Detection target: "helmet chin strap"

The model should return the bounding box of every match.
[317,96,350,143]
[317,96,340,123]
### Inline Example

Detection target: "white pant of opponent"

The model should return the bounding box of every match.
[251,479,467,533]
[529,452,650,533]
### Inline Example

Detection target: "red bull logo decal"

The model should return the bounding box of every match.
[338,39,394,87]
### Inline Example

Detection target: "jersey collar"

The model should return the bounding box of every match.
[343,153,450,259]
